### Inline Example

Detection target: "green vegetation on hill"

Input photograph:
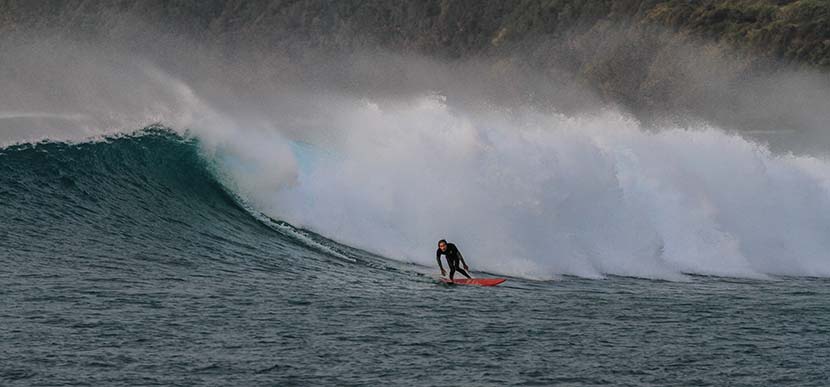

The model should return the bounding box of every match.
[644,0,830,66]
[1,1,828,66]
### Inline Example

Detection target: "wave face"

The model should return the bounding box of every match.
[0,128,370,278]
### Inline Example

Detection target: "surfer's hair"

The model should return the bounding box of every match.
[438,239,447,245]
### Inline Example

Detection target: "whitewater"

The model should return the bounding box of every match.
[241,95,830,281]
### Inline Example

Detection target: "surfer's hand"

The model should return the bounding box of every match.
[463,264,469,270]
[441,269,446,276]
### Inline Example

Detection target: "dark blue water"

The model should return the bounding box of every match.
[2,129,830,386]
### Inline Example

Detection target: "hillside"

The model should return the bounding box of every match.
[2,1,827,65]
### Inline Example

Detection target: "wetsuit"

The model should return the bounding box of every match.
[436,243,472,280]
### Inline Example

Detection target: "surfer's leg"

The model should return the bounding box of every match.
[455,267,472,279]
[448,258,460,280]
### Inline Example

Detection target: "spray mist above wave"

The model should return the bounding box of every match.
[214,95,830,281]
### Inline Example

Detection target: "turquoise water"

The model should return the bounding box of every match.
[2,129,829,386]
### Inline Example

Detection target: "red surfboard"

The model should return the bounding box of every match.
[440,278,506,286]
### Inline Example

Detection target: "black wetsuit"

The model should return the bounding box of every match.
[436,243,472,280]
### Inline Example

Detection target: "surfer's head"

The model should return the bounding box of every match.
[438,239,448,251]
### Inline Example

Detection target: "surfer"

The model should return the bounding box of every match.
[436,239,472,280]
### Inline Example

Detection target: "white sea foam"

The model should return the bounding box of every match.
[218,95,830,280]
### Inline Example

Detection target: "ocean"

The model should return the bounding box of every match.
[2,128,830,386]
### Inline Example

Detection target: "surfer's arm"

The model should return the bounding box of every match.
[457,249,469,270]
[436,250,446,274]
